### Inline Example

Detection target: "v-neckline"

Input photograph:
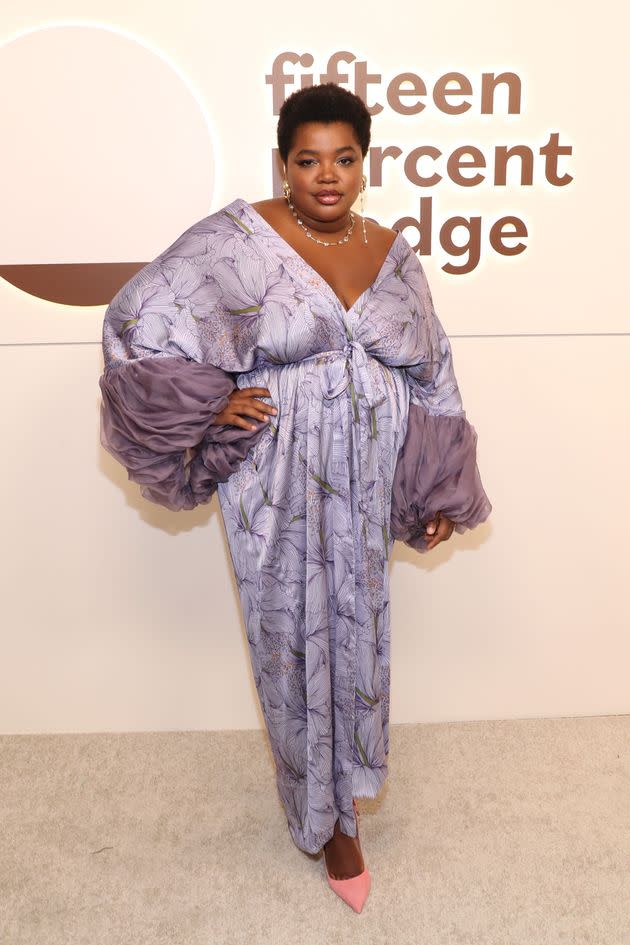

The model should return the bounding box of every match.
[234,198,401,314]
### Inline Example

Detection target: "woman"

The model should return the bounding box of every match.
[99,82,492,913]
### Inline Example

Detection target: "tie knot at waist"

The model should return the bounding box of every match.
[315,341,387,409]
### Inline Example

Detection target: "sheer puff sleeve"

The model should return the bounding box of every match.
[390,252,492,552]
[390,405,492,552]
[99,255,265,512]
[99,357,265,511]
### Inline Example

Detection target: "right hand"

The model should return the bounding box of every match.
[212,386,277,431]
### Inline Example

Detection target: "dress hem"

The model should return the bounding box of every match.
[287,758,390,855]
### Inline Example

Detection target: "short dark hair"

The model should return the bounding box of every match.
[277,82,371,164]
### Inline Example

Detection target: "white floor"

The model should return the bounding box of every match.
[2,715,629,944]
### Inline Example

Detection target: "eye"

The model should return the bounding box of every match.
[338,157,355,165]
[297,159,316,166]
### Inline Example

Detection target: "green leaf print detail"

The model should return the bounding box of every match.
[290,513,306,523]
[260,481,272,506]
[355,686,379,707]
[289,646,305,660]
[370,406,378,439]
[310,471,340,496]
[354,731,370,766]
[228,305,261,315]
[382,522,389,555]
[119,317,138,336]
[349,381,360,423]
[381,365,395,391]
[239,494,250,531]
[394,263,403,279]
[223,210,254,234]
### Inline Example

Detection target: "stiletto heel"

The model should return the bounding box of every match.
[324,798,371,913]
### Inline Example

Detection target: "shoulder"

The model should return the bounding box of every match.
[249,197,283,212]
[150,198,255,264]
[363,217,400,254]
[248,197,285,227]
[364,218,398,240]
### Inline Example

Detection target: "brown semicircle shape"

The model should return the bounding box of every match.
[0,262,149,307]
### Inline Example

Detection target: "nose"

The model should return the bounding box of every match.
[317,161,339,182]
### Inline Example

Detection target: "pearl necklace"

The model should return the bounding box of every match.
[285,194,355,247]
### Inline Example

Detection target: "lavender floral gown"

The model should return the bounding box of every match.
[99,198,491,854]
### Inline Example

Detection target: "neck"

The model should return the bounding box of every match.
[286,203,353,237]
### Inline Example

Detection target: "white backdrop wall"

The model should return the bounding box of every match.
[1,1,628,734]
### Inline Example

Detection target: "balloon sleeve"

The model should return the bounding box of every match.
[99,256,265,511]
[390,253,492,551]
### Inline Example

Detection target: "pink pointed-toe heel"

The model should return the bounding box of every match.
[325,798,371,913]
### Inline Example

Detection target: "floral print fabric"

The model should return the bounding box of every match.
[100,198,491,854]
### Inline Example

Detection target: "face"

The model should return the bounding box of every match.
[283,121,364,227]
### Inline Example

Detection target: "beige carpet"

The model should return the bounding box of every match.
[1,715,629,944]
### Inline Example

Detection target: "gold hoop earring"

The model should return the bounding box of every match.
[360,175,368,244]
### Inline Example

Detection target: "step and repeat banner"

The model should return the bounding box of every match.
[0,8,624,342]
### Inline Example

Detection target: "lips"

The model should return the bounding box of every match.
[314,190,342,205]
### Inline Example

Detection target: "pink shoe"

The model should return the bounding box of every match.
[325,798,371,913]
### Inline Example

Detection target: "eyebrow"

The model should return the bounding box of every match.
[295,145,358,156]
